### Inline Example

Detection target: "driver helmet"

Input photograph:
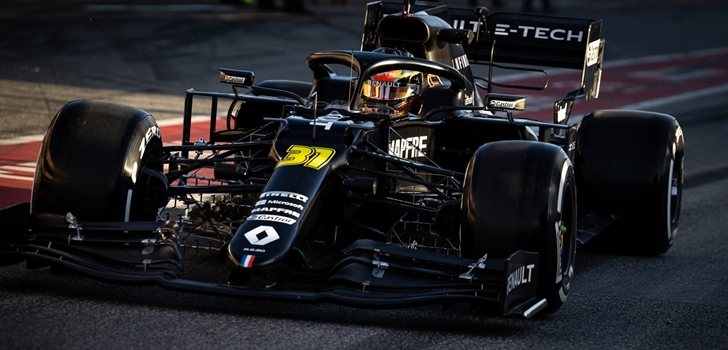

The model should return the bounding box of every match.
[362,48,423,117]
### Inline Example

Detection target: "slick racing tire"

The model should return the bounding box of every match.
[461,141,577,314]
[576,110,684,255]
[32,100,166,224]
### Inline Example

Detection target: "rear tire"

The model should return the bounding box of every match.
[576,110,684,255]
[32,100,166,224]
[461,141,577,313]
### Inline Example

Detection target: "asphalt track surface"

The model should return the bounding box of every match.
[1,1,728,349]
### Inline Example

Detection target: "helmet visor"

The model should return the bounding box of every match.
[362,83,419,101]
[362,70,421,101]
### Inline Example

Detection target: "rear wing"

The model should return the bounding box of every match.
[362,1,605,100]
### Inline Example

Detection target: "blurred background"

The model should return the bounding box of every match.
[1,0,726,138]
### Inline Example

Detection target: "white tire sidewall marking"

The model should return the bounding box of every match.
[555,160,571,287]
[666,158,675,242]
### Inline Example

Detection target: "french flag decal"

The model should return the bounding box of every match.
[241,254,256,268]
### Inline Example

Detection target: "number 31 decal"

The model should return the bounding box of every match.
[276,145,336,170]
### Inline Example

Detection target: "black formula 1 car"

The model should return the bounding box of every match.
[0,0,684,318]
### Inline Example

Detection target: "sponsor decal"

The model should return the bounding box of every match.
[240,254,256,268]
[259,191,309,203]
[452,54,470,71]
[389,135,428,159]
[247,214,297,225]
[276,145,336,170]
[243,247,265,253]
[222,75,246,85]
[556,104,568,122]
[490,99,517,109]
[251,207,301,218]
[131,125,160,184]
[494,23,584,42]
[244,225,280,246]
[368,80,402,87]
[255,199,304,211]
[586,39,602,67]
[248,191,308,226]
[464,93,475,106]
[506,263,536,295]
[452,19,480,32]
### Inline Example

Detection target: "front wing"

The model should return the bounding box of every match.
[0,203,546,318]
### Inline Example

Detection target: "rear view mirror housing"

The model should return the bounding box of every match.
[219,68,255,87]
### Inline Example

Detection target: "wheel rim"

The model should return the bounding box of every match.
[557,183,576,302]
[667,152,683,241]
[555,162,576,302]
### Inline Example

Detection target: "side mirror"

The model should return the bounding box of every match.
[485,93,526,111]
[219,68,255,87]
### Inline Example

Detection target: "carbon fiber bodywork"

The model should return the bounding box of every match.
[0,1,682,318]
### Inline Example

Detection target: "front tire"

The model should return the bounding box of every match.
[32,100,166,224]
[461,141,577,313]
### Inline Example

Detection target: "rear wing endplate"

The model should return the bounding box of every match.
[362,1,605,99]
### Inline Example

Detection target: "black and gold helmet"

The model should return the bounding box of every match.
[362,48,424,117]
